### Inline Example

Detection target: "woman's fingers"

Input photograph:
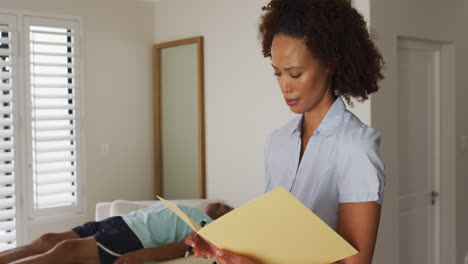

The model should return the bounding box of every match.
[185,233,256,263]
[215,249,257,264]
[184,232,197,247]
[184,232,217,258]
[193,236,217,258]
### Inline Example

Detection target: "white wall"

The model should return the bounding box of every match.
[0,0,155,242]
[369,0,468,263]
[154,0,372,207]
[155,0,291,208]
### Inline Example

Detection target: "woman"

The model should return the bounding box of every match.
[186,0,385,263]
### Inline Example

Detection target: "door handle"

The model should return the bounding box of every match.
[431,191,439,205]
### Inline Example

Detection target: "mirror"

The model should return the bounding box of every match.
[153,36,205,199]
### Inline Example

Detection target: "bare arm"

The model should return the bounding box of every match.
[336,202,381,264]
[139,241,187,260]
[113,241,187,264]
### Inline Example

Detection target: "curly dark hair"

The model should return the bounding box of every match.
[257,0,384,104]
[205,202,234,220]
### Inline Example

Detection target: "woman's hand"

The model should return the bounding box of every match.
[185,232,256,264]
[113,251,145,264]
[214,249,257,264]
[184,231,218,258]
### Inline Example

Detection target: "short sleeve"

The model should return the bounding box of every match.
[263,130,276,193]
[337,125,386,204]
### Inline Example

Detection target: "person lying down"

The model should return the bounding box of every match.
[0,201,234,264]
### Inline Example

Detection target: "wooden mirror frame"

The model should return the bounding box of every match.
[153,36,206,199]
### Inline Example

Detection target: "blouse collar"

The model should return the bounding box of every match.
[289,96,346,136]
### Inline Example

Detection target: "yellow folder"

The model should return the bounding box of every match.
[157,187,358,264]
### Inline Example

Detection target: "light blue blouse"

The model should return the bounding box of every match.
[264,96,385,231]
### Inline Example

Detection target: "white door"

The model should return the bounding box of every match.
[398,38,442,264]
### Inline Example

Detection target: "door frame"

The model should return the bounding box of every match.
[397,36,456,264]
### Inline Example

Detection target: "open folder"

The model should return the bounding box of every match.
[156,187,358,264]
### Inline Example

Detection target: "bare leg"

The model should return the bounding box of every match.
[0,231,80,263]
[9,237,99,264]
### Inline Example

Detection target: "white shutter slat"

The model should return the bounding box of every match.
[36,145,75,153]
[32,62,74,68]
[0,72,12,79]
[31,51,75,57]
[0,153,13,162]
[36,165,75,175]
[36,155,75,164]
[0,164,13,174]
[32,73,74,78]
[0,141,13,150]
[0,198,14,209]
[0,209,15,221]
[0,231,15,243]
[34,135,75,142]
[36,184,76,196]
[0,131,13,138]
[0,176,14,185]
[38,196,76,208]
[35,125,75,132]
[0,221,15,232]
[0,242,16,251]
[0,50,12,56]
[0,94,12,102]
[0,209,14,221]
[0,105,12,115]
[30,29,73,36]
[0,119,13,127]
[33,84,75,89]
[31,41,72,47]
[37,175,75,185]
[0,84,12,91]
[33,115,75,121]
[0,187,14,197]
[33,94,74,99]
[0,61,11,67]
[34,104,74,110]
